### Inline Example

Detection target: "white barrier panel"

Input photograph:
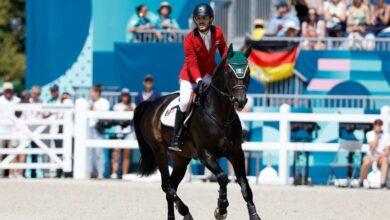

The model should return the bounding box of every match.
[72,99,390,184]
[0,104,73,172]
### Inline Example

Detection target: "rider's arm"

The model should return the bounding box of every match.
[218,30,228,58]
[184,38,202,82]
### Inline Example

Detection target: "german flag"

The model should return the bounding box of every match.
[246,39,300,83]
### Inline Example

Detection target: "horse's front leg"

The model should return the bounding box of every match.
[228,149,261,220]
[199,150,229,220]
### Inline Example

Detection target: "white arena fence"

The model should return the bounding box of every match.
[1,101,389,185]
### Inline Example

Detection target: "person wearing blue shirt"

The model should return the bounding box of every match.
[126,4,155,41]
[135,74,160,105]
[266,1,300,37]
[155,2,180,30]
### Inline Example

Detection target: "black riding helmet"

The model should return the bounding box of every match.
[193,3,214,20]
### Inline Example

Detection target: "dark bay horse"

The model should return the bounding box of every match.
[133,44,261,220]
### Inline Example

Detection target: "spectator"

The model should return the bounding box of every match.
[370,0,390,35]
[291,0,324,23]
[282,20,301,37]
[0,83,23,178]
[88,84,110,179]
[346,21,376,50]
[110,88,136,179]
[251,19,265,41]
[266,1,300,36]
[155,2,179,30]
[358,119,389,188]
[135,74,160,105]
[25,86,44,178]
[127,4,154,42]
[302,8,326,49]
[47,84,60,104]
[324,0,347,37]
[347,0,371,33]
[60,92,73,105]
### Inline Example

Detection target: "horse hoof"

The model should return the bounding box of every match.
[183,213,193,220]
[214,208,227,220]
[250,213,261,220]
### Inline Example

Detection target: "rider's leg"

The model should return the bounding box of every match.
[199,150,230,218]
[169,80,193,151]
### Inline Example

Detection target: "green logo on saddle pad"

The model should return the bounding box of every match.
[226,44,249,79]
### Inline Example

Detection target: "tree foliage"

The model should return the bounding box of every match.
[0,0,25,83]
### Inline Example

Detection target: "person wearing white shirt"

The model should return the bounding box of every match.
[110,88,136,179]
[89,84,110,179]
[0,82,23,178]
[359,119,389,188]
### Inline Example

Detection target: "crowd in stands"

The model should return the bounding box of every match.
[0,75,160,179]
[126,1,180,42]
[251,0,390,50]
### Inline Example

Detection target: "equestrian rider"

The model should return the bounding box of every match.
[168,3,228,152]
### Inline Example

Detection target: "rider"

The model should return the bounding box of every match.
[168,3,227,152]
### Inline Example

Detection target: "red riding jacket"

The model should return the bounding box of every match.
[179,25,227,83]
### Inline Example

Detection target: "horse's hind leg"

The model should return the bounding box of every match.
[199,150,229,220]
[154,149,192,220]
[228,149,261,220]
[167,156,191,220]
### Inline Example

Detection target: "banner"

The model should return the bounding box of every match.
[246,39,299,83]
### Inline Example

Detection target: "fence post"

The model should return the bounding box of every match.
[381,106,390,136]
[279,104,291,185]
[62,108,73,173]
[74,99,89,179]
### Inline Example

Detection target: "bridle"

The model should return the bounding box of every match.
[197,63,248,129]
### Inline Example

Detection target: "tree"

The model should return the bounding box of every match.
[0,0,25,83]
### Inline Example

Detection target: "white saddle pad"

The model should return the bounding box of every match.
[160,97,180,127]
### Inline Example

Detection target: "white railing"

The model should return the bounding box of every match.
[128,29,390,51]
[0,104,73,172]
[72,98,390,184]
[96,91,390,111]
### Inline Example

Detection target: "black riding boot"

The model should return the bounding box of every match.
[168,109,185,152]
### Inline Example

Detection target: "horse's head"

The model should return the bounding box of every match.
[214,44,252,110]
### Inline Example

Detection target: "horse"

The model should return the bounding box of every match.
[133,44,261,220]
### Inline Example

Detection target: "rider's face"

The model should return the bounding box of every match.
[195,15,213,32]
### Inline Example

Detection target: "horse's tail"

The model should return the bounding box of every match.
[134,101,157,176]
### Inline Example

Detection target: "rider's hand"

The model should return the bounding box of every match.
[197,80,207,94]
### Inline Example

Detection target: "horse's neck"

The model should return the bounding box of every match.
[204,82,234,122]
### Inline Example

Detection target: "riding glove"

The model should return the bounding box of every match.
[197,80,208,94]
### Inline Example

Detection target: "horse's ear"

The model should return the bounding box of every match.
[227,43,234,59]
[244,46,252,58]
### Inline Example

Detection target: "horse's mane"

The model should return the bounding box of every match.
[212,57,227,81]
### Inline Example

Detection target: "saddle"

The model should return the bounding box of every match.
[160,95,196,127]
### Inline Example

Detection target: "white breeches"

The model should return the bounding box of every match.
[179,74,212,112]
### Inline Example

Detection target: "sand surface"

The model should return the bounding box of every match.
[0,179,389,220]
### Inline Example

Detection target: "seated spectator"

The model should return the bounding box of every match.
[266,1,300,37]
[88,84,110,179]
[291,0,324,23]
[60,92,72,105]
[369,0,390,35]
[346,21,376,50]
[302,8,326,50]
[347,0,371,33]
[281,20,301,37]
[324,0,347,37]
[110,88,136,179]
[127,4,154,42]
[135,74,160,105]
[358,119,389,188]
[155,2,179,30]
[251,19,265,41]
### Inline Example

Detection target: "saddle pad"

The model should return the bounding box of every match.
[160,97,180,127]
